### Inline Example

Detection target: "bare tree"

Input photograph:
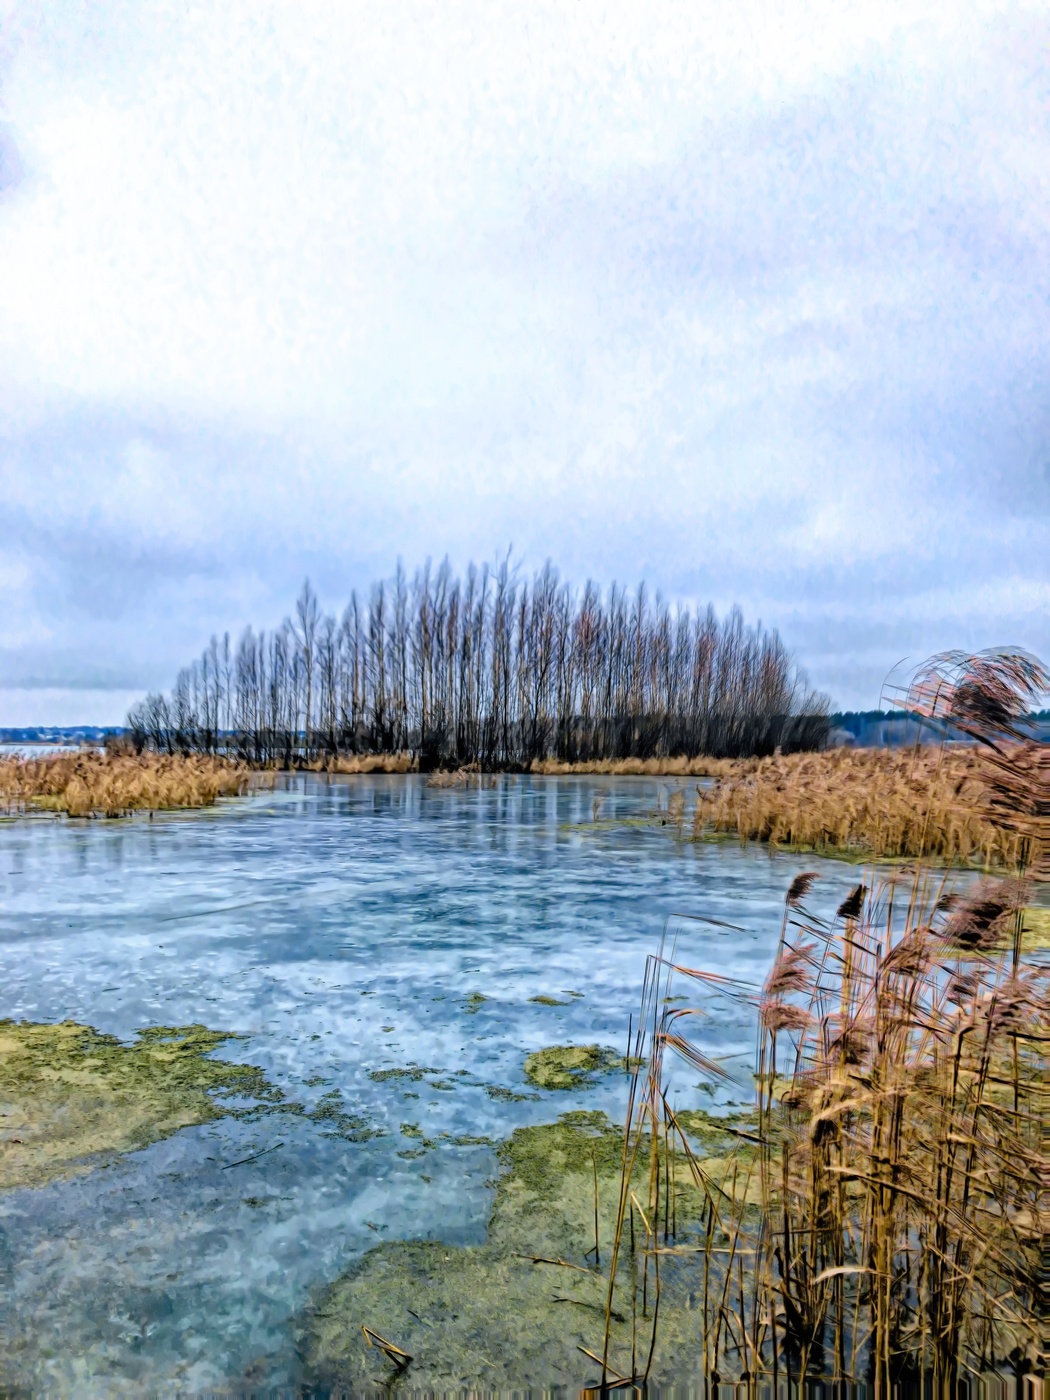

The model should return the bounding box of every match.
[133,561,830,766]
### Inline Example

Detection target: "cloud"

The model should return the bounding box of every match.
[0,0,1047,719]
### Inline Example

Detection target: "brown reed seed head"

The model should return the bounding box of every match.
[764,940,818,997]
[835,883,866,920]
[785,870,821,906]
[942,876,1029,951]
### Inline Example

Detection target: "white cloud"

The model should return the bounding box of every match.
[0,0,1047,717]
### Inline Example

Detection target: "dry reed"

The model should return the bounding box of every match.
[692,744,1041,869]
[530,756,734,778]
[584,649,1049,1396]
[312,752,416,775]
[600,866,1047,1396]
[0,750,252,817]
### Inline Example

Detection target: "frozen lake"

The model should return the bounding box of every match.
[0,773,873,1393]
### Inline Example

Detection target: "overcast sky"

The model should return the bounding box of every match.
[0,0,1047,723]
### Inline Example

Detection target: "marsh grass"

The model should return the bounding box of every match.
[597,870,1047,1397]
[0,749,253,817]
[319,751,416,774]
[691,744,1040,868]
[531,756,734,778]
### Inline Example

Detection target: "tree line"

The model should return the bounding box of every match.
[128,558,830,767]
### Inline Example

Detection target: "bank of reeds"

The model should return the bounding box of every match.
[312,752,416,775]
[692,744,1043,869]
[588,648,1049,1396]
[601,866,1048,1396]
[530,755,733,778]
[0,750,252,817]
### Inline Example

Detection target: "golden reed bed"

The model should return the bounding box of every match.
[692,742,1045,868]
[0,751,252,818]
[5,743,1043,873]
[323,754,725,777]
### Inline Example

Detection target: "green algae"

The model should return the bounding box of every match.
[482,1084,539,1103]
[523,1043,621,1091]
[464,992,487,1014]
[529,994,571,1006]
[0,1019,284,1192]
[298,1109,718,1392]
[368,1064,442,1084]
[311,1088,384,1143]
[674,1106,758,1154]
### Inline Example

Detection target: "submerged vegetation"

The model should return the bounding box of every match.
[0,1021,281,1190]
[523,1044,622,1090]
[128,561,830,769]
[300,1110,719,1392]
[0,749,252,817]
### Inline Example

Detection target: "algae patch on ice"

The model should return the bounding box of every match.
[523,1043,621,1090]
[0,1020,281,1191]
[301,1111,628,1390]
[299,1110,713,1392]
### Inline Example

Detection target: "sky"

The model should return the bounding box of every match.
[0,0,1048,723]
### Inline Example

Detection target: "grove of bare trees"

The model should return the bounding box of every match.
[128,559,830,767]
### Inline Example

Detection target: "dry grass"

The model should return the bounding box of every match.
[425,766,502,789]
[530,756,734,778]
[0,750,252,817]
[311,752,417,775]
[692,744,1038,868]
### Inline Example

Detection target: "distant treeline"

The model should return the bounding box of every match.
[829,708,1050,748]
[128,560,831,768]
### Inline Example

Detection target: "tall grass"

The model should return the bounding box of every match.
[593,649,1048,1395]
[0,750,252,817]
[531,755,734,778]
[692,744,1040,868]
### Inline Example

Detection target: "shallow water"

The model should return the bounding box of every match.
[0,774,883,1393]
